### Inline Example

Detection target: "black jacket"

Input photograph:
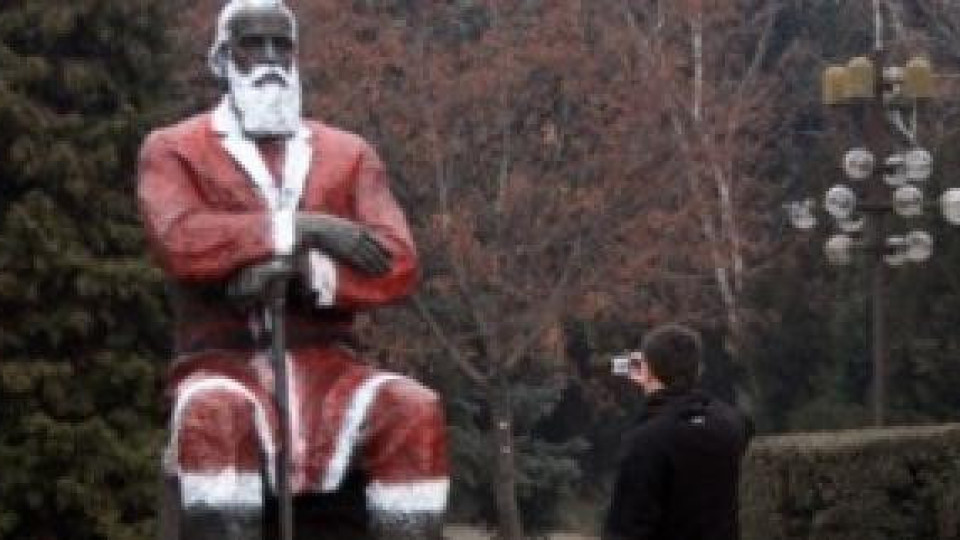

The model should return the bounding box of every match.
[602,389,752,540]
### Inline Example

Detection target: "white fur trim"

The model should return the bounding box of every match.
[165,377,276,489]
[181,470,264,508]
[320,374,403,492]
[307,249,337,307]
[282,128,312,209]
[212,98,243,136]
[366,479,450,514]
[272,208,295,256]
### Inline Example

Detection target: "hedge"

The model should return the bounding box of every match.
[741,424,960,540]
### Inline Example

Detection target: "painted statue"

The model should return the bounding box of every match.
[136,1,449,538]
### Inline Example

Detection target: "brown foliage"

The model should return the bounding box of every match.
[170,0,791,380]
[169,2,794,536]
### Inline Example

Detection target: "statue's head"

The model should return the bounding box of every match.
[210,0,301,138]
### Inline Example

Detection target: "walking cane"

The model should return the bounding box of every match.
[265,264,294,540]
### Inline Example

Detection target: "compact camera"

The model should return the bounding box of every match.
[610,352,641,377]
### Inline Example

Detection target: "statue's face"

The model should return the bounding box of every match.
[228,9,295,76]
[223,7,301,138]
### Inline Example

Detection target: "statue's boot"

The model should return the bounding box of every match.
[180,507,262,540]
[370,512,444,540]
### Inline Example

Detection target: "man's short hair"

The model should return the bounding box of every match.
[641,323,703,392]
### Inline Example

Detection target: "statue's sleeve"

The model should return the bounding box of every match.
[306,144,418,309]
[137,130,275,282]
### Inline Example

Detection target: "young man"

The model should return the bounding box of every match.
[137,1,448,538]
[603,324,752,540]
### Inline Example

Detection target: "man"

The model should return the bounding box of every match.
[137,1,448,538]
[603,324,751,540]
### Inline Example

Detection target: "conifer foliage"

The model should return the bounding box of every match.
[0,1,172,538]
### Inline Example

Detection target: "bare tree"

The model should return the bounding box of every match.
[176,0,800,535]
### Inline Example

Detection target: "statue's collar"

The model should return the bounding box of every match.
[211,97,310,141]
[209,97,314,216]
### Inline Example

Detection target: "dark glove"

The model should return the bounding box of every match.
[226,257,296,305]
[296,213,392,276]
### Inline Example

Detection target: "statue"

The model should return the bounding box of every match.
[136,1,449,538]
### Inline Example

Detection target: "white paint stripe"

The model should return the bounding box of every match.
[307,249,337,307]
[220,133,279,210]
[366,479,450,514]
[211,98,237,136]
[320,374,402,492]
[286,352,305,476]
[165,377,276,489]
[282,129,313,211]
[181,470,264,508]
[272,208,295,256]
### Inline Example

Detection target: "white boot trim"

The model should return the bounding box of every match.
[366,478,450,514]
[181,469,264,508]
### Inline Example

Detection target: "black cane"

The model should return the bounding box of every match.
[266,267,294,540]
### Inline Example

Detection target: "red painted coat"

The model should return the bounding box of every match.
[137,107,418,354]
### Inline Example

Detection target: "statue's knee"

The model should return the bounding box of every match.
[363,378,448,479]
[169,379,268,472]
[377,378,445,431]
[167,380,270,515]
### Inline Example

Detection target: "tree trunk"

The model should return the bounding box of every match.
[489,382,524,540]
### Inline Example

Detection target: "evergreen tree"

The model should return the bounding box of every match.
[0,1,173,538]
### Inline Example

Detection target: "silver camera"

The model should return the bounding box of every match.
[611,353,640,376]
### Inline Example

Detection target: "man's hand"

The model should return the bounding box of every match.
[227,257,296,305]
[296,213,392,276]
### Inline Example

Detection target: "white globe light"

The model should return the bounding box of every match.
[883,154,907,187]
[825,185,857,220]
[905,230,933,262]
[843,148,875,180]
[825,234,855,266]
[785,199,817,230]
[893,185,924,217]
[905,148,933,182]
[941,189,960,225]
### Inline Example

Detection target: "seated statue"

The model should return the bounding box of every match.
[136,1,449,538]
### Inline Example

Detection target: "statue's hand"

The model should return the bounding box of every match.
[296,213,392,276]
[227,257,296,305]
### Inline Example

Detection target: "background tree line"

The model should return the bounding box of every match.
[4,0,960,538]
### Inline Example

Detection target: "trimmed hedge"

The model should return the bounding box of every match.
[741,424,960,540]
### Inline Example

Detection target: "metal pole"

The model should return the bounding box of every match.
[268,274,294,540]
[870,226,887,426]
[873,0,883,53]
[864,44,889,426]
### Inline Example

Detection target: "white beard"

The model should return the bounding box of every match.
[227,61,302,138]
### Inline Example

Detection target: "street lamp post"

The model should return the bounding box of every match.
[787,50,960,426]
